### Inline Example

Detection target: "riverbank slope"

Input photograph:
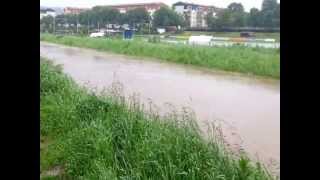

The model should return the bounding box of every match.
[40,58,273,179]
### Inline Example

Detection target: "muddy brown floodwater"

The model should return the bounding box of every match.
[40,42,280,174]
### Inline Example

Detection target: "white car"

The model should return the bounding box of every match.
[188,35,214,46]
[89,32,105,38]
[264,38,276,42]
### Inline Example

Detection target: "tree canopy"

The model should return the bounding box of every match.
[228,3,244,13]
[125,8,150,26]
[152,7,185,27]
[207,0,280,29]
[248,8,260,27]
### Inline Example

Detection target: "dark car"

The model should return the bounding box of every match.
[240,32,255,38]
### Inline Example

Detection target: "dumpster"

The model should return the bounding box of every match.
[123,29,133,39]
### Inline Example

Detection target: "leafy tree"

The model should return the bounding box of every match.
[90,6,121,27]
[100,7,121,25]
[273,4,280,27]
[91,6,103,25]
[261,0,279,27]
[227,3,246,27]
[152,7,185,27]
[206,15,218,29]
[262,0,278,12]
[78,11,91,25]
[248,8,261,27]
[40,15,54,33]
[125,8,150,27]
[65,14,78,25]
[228,3,244,13]
[53,15,64,25]
[206,10,231,29]
[261,10,274,27]
[206,2,247,29]
[78,6,121,28]
[206,0,279,29]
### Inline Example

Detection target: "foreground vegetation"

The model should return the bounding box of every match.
[40,34,280,78]
[40,58,273,179]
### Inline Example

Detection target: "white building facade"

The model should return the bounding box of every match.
[40,8,56,19]
[173,2,221,29]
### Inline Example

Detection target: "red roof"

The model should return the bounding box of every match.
[108,2,167,8]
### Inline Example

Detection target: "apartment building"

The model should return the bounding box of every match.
[173,2,222,28]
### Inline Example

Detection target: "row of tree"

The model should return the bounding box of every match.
[41,6,185,33]
[77,6,150,27]
[41,0,279,33]
[207,0,280,29]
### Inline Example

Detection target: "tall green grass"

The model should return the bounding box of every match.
[40,34,280,79]
[40,58,274,179]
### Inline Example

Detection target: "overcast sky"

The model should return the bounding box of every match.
[40,0,280,12]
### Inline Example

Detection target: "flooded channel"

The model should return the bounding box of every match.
[40,42,280,174]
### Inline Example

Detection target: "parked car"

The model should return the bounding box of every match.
[188,35,213,46]
[157,28,166,34]
[89,32,105,38]
[264,38,276,42]
[240,32,255,38]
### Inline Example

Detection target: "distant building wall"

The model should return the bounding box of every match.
[40,9,56,19]
[173,2,221,29]
[63,7,90,15]
[190,11,197,28]
[108,2,167,16]
[174,5,185,14]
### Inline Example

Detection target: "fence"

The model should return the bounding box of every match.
[186,27,280,33]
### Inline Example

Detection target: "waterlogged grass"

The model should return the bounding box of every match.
[40,58,274,179]
[40,34,280,79]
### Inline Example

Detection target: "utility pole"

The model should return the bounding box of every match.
[53,16,56,34]
[87,12,90,35]
[88,20,90,35]
[76,15,79,34]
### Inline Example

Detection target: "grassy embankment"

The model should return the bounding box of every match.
[40,34,280,79]
[40,58,274,179]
